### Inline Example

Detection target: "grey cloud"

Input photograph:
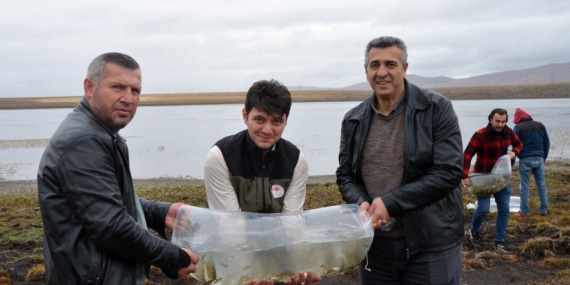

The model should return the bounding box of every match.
[1,0,569,97]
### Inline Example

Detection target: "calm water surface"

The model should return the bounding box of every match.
[1,98,568,181]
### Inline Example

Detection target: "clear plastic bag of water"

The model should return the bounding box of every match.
[171,204,374,285]
[467,154,512,196]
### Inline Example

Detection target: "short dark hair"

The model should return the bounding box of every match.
[245,79,292,118]
[364,36,408,66]
[488,108,509,122]
[87,52,140,85]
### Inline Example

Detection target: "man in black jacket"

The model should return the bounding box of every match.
[37,52,199,285]
[336,36,464,285]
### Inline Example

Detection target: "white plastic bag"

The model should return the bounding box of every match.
[171,204,374,285]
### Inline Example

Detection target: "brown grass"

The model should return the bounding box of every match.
[1,163,569,284]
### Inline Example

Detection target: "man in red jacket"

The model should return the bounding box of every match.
[463,108,523,253]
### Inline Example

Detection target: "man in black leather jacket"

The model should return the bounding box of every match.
[36,53,199,284]
[336,36,464,285]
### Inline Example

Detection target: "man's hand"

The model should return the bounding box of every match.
[462,178,471,188]
[360,201,371,211]
[166,202,186,230]
[286,271,322,285]
[177,248,199,277]
[368,197,391,229]
[244,270,322,285]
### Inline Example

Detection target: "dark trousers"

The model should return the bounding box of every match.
[359,236,462,285]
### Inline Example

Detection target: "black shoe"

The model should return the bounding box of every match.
[494,241,515,253]
[470,231,482,247]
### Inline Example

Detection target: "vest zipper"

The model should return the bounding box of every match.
[261,163,266,210]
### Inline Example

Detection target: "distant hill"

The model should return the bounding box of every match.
[300,62,570,90]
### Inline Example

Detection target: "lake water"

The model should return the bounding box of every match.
[1,98,569,181]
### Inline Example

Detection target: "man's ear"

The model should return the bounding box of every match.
[84,78,95,100]
[242,108,248,124]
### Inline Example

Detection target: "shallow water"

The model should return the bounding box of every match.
[1,98,568,180]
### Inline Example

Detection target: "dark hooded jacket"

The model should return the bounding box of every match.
[513,108,550,160]
[336,79,464,255]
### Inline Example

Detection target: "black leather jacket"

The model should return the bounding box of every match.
[38,99,182,284]
[336,80,464,255]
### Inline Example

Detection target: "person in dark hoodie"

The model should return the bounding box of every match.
[513,108,550,216]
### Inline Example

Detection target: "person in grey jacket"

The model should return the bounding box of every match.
[336,36,464,285]
[37,52,199,285]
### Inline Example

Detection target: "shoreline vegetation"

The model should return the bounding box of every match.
[1,162,570,284]
[1,82,569,110]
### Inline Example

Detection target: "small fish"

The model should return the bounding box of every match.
[268,271,296,282]
[191,254,222,285]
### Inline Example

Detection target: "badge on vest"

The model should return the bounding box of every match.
[270,184,285,198]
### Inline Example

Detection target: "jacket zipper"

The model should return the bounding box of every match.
[402,109,415,260]
[96,253,107,284]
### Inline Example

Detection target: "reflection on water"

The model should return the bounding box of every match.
[1,98,569,180]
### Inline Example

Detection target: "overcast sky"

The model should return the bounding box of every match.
[1,0,569,98]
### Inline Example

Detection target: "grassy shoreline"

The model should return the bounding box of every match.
[1,82,569,110]
[1,163,570,284]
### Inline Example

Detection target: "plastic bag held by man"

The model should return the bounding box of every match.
[171,204,374,285]
[467,154,512,196]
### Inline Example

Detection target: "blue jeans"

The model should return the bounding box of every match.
[519,156,548,215]
[471,184,511,242]
[359,236,462,285]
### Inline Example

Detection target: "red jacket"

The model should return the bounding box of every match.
[463,124,523,178]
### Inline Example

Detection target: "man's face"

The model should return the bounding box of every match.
[365,46,408,100]
[243,107,287,153]
[490,113,508,133]
[84,62,141,130]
